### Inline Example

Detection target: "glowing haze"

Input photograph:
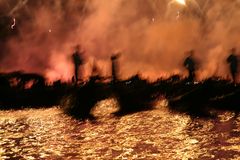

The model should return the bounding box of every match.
[175,0,186,6]
[0,0,240,81]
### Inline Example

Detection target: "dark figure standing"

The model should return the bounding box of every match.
[72,45,84,84]
[184,50,196,82]
[111,53,121,83]
[227,48,238,83]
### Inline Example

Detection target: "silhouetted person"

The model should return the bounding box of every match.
[184,50,196,82]
[111,53,121,83]
[72,45,84,84]
[227,48,238,83]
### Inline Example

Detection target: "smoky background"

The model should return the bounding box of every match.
[0,0,240,81]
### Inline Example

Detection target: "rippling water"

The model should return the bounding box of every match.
[0,99,239,159]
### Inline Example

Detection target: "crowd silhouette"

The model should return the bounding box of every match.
[182,48,239,83]
[0,45,239,119]
[62,46,239,119]
[71,46,239,85]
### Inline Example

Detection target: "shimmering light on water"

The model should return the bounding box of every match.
[0,99,239,159]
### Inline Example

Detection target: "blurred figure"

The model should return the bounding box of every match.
[111,53,121,83]
[72,45,84,84]
[227,48,238,83]
[184,50,196,82]
[89,59,101,82]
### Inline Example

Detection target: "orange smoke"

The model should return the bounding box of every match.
[1,0,240,82]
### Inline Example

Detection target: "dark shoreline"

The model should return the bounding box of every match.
[0,72,239,119]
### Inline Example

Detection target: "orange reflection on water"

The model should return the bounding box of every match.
[0,100,239,159]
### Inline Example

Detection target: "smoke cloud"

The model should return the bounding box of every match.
[0,0,240,81]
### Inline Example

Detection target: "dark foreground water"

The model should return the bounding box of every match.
[0,99,239,159]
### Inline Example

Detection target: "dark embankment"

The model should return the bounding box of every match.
[0,72,68,109]
[61,77,112,120]
[0,71,239,119]
[62,75,239,119]
[112,75,160,116]
[166,77,240,117]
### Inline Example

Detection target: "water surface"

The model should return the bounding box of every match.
[0,99,239,159]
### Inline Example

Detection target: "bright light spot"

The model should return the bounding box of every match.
[48,29,52,33]
[11,18,16,29]
[175,0,186,6]
[152,18,155,22]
